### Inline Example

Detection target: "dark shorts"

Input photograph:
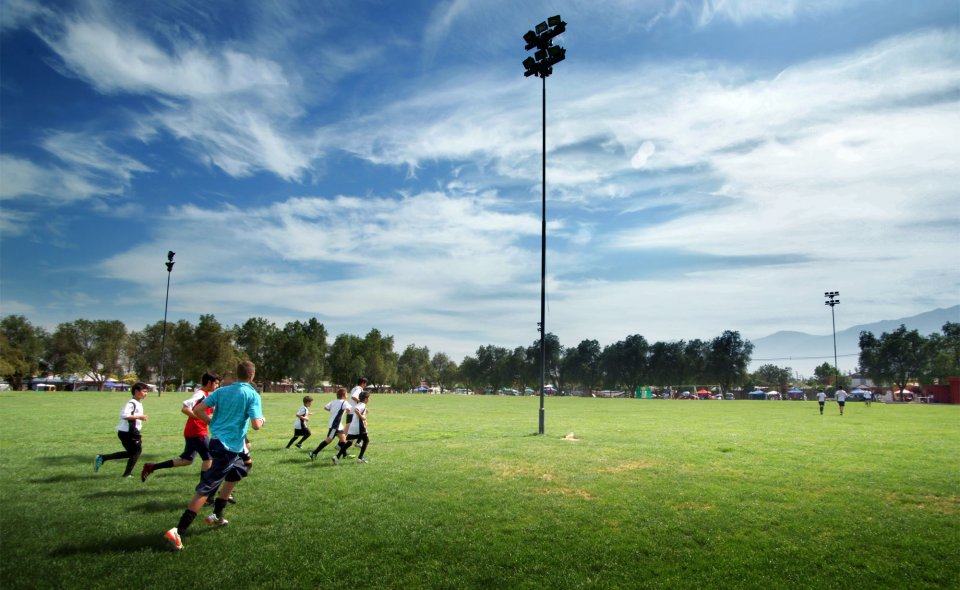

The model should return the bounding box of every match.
[118,430,142,454]
[838,401,846,407]
[195,439,250,496]
[325,426,344,440]
[818,401,825,406]
[179,435,210,462]
[293,428,311,437]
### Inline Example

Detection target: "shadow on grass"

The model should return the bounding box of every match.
[130,500,185,513]
[45,454,100,466]
[31,473,100,484]
[49,528,217,557]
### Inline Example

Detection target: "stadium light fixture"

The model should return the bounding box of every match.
[523,15,566,435]
[824,291,840,388]
[158,251,175,397]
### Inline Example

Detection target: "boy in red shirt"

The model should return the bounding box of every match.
[141,372,220,482]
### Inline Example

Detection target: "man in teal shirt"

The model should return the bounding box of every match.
[164,361,264,550]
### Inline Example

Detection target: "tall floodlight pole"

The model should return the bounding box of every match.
[158,251,175,397]
[523,15,566,435]
[825,291,840,388]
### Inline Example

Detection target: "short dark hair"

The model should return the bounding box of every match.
[303,396,313,403]
[359,391,369,402]
[237,361,256,381]
[132,382,148,394]
[202,372,220,386]
[358,377,368,385]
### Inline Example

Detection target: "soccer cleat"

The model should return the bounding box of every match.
[295,444,303,449]
[308,451,316,461]
[204,514,229,526]
[141,463,155,482]
[164,528,183,550]
[331,455,339,465]
[357,457,368,464]
[94,455,104,473]
[226,495,236,504]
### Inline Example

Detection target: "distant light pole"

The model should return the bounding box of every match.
[523,15,566,436]
[158,251,175,396]
[824,291,840,388]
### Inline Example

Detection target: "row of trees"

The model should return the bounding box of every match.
[458,331,754,395]
[0,314,752,393]
[3,314,955,394]
[858,323,960,393]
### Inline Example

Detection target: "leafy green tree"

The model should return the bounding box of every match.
[397,344,432,391]
[563,339,602,393]
[526,333,563,393]
[328,333,366,388]
[599,334,648,392]
[0,315,49,390]
[473,344,512,391]
[234,317,284,387]
[361,329,398,390]
[458,355,482,390]
[926,322,960,382]
[646,340,684,387]
[47,319,127,389]
[278,318,329,391]
[752,364,793,391]
[682,339,710,386]
[431,352,458,393]
[184,314,237,381]
[705,330,754,393]
[813,362,835,384]
[859,325,927,394]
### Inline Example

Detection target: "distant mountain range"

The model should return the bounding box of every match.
[748,305,960,379]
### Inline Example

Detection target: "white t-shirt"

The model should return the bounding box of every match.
[836,389,847,402]
[817,391,826,402]
[116,398,144,433]
[324,399,352,429]
[294,405,310,429]
[350,385,364,402]
[864,390,873,400]
[348,402,367,435]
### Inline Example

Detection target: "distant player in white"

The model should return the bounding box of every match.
[286,396,314,449]
[863,389,873,407]
[816,390,826,415]
[338,391,370,463]
[835,388,847,415]
[308,388,351,465]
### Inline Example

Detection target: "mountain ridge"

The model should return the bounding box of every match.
[749,305,959,378]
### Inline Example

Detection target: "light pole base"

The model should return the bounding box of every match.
[539,408,545,435]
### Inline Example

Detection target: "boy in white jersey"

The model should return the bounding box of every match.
[338,390,370,463]
[94,382,149,477]
[308,388,351,465]
[286,396,314,449]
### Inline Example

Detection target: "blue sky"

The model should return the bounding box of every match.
[1,0,958,366]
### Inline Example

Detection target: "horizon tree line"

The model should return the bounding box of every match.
[1,314,956,395]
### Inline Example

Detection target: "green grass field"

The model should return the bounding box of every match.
[1,391,957,589]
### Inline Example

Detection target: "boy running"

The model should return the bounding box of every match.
[338,390,370,463]
[141,372,220,482]
[163,362,264,551]
[286,396,314,448]
[95,382,149,477]
[308,388,351,465]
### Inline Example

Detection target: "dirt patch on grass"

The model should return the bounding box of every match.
[886,492,959,515]
[601,459,659,473]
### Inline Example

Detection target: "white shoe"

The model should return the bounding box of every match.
[357,457,368,464]
[331,455,339,465]
[204,514,229,526]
